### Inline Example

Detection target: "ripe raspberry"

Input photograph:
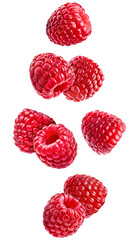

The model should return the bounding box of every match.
[64,56,104,102]
[46,2,92,46]
[64,174,107,218]
[13,108,55,153]
[81,110,126,154]
[29,53,75,99]
[33,124,77,169]
[43,193,85,237]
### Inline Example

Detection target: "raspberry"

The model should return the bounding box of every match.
[64,56,104,102]
[13,108,55,153]
[81,110,126,154]
[29,53,75,99]
[64,174,107,218]
[33,124,77,169]
[46,2,92,46]
[43,193,85,237]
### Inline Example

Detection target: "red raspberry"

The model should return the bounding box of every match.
[13,108,55,153]
[81,110,126,154]
[46,2,92,46]
[64,174,107,218]
[33,124,77,169]
[29,53,75,99]
[43,193,85,237]
[64,56,104,102]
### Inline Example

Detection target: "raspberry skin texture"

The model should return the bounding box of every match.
[29,53,75,99]
[64,56,104,102]
[13,108,55,153]
[46,2,92,46]
[81,110,126,154]
[33,124,77,169]
[64,174,107,218]
[43,193,85,237]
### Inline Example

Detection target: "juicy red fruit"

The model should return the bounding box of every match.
[43,193,85,237]
[81,110,126,154]
[64,56,104,102]
[13,108,55,153]
[33,124,77,169]
[46,2,92,46]
[29,53,75,99]
[64,174,107,218]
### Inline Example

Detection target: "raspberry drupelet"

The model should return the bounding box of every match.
[81,110,126,154]
[64,174,107,218]
[46,2,92,46]
[43,193,85,237]
[29,53,75,99]
[13,108,55,153]
[33,124,77,169]
[64,56,104,102]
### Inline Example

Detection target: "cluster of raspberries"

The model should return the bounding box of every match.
[13,108,126,168]
[43,174,107,237]
[13,1,127,238]
[29,53,104,102]
[29,2,104,102]
[13,108,77,169]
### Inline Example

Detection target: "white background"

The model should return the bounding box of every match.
[0,0,135,239]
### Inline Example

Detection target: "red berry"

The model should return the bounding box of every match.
[33,124,77,169]
[46,2,92,46]
[81,110,126,154]
[13,108,55,153]
[64,174,107,218]
[64,56,104,102]
[29,53,75,99]
[43,193,85,237]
